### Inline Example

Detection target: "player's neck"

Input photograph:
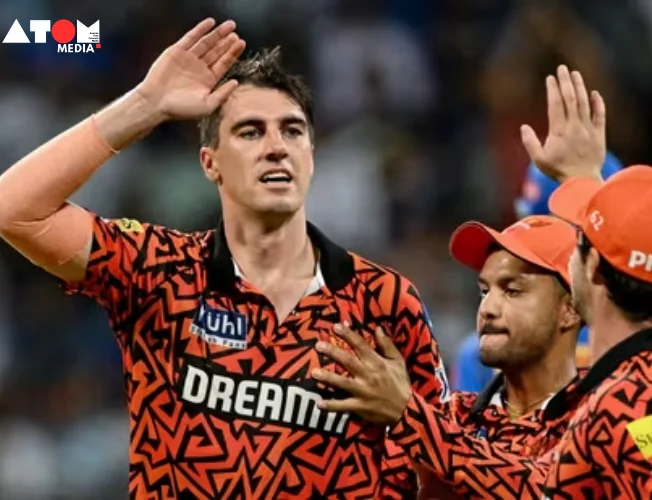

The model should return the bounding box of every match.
[222,208,315,281]
[588,300,652,364]
[502,350,576,419]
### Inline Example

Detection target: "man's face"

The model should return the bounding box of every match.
[476,249,567,369]
[200,85,314,217]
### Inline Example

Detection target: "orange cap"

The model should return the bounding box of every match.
[449,215,576,286]
[549,166,652,283]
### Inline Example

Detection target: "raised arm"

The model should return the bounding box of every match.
[0,18,244,282]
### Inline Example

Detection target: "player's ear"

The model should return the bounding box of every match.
[199,147,222,185]
[586,247,602,286]
[559,292,582,332]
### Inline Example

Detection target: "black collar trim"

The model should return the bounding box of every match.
[470,369,586,421]
[545,327,652,419]
[470,372,504,416]
[205,221,355,294]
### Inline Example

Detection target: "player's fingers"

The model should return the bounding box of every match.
[190,20,236,58]
[374,327,401,360]
[557,65,578,121]
[311,369,358,394]
[206,80,238,112]
[318,397,365,414]
[591,90,606,131]
[176,18,218,51]
[202,33,239,67]
[572,71,591,123]
[315,340,365,376]
[190,29,222,58]
[546,75,564,135]
[520,125,546,166]
[334,323,376,362]
[211,38,246,77]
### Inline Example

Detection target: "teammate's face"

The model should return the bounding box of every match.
[201,85,314,217]
[476,250,568,369]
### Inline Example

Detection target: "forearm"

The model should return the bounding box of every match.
[0,90,161,226]
[389,393,547,499]
[0,90,164,275]
[94,88,166,151]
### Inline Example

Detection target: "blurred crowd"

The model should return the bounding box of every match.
[0,0,652,498]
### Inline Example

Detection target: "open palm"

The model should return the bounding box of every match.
[521,65,606,183]
[136,19,246,121]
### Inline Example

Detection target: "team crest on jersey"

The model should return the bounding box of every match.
[114,218,144,234]
[190,300,248,350]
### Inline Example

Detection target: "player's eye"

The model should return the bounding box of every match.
[505,288,521,297]
[478,288,488,299]
[284,127,303,138]
[239,128,262,139]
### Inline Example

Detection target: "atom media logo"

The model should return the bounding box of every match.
[2,19,100,53]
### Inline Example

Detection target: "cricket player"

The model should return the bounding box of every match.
[451,148,624,393]
[0,19,449,499]
[315,65,648,499]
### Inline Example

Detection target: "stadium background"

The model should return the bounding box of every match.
[0,0,652,498]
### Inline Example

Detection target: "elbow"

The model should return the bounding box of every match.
[0,208,22,238]
[0,218,36,244]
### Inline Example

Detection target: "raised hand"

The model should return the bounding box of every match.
[521,65,606,183]
[136,18,246,121]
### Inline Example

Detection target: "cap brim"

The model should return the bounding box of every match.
[449,222,554,274]
[548,177,602,225]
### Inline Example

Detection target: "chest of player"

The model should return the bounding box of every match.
[137,280,382,437]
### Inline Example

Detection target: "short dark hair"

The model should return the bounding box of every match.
[198,47,314,147]
[578,232,652,322]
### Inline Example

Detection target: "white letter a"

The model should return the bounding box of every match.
[3,20,30,43]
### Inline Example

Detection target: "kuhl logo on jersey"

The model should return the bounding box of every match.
[178,359,351,435]
[190,300,247,349]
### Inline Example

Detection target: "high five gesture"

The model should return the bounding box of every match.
[521,65,606,183]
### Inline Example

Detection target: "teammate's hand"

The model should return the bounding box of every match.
[521,65,606,183]
[136,18,246,122]
[312,323,412,425]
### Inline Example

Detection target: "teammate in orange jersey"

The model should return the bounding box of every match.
[315,65,644,499]
[384,212,588,500]
[0,19,449,499]
[316,216,587,500]
[451,151,624,394]
[531,119,652,499]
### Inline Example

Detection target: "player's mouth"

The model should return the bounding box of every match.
[479,325,509,337]
[259,169,293,184]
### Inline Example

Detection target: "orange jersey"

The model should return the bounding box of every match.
[61,215,448,499]
[543,328,652,499]
[392,330,652,499]
[455,371,586,455]
[409,372,586,499]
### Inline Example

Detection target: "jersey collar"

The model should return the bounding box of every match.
[469,373,555,417]
[232,259,326,297]
[545,327,652,419]
[470,372,504,416]
[471,369,587,421]
[205,220,355,294]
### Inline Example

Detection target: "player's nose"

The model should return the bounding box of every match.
[478,290,501,320]
[263,130,289,162]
